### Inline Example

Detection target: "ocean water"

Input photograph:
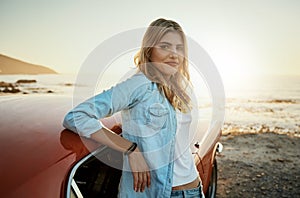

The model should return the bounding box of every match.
[223,75,300,136]
[1,74,299,136]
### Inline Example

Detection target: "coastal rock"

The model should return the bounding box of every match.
[0,81,14,88]
[64,83,73,86]
[16,79,37,84]
[2,87,21,93]
[0,80,53,94]
[0,81,20,93]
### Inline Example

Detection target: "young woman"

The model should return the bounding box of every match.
[63,18,204,197]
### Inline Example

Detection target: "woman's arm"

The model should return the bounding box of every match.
[63,73,151,192]
[63,73,148,138]
[100,112,122,134]
[90,126,130,153]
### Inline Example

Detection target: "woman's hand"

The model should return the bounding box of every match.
[128,148,151,192]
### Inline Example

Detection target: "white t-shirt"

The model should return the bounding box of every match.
[172,111,199,186]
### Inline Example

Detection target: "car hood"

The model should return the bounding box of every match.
[0,95,99,197]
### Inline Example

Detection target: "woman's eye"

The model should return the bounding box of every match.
[177,46,184,51]
[160,45,169,50]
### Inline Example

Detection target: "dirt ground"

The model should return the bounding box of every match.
[216,132,300,198]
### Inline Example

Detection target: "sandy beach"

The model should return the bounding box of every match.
[216,132,300,198]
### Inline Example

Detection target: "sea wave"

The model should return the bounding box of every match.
[222,122,300,136]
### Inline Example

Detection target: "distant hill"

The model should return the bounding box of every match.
[0,54,57,74]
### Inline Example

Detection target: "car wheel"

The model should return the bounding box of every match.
[205,159,217,198]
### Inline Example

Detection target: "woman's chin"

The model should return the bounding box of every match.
[161,64,178,75]
[165,67,178,76]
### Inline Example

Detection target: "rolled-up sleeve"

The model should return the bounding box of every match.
[63,73,149,138]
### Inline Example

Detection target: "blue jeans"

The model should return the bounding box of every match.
[170,184,205,198]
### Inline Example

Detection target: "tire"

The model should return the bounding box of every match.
[205,159,217,198]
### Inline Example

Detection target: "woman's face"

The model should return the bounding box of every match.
[150,31,184,76]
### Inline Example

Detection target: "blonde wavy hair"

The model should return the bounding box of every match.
[134,18,191,112]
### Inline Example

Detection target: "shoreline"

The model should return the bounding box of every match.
[222,130,300,138]
[216,131,300,197]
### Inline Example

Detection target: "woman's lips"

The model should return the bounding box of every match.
[165,62,179,67]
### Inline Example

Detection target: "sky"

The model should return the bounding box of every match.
[1,0,299,83]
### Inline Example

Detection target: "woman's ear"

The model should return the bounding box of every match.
[147,53,151,61]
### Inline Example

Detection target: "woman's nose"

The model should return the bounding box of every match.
[169,48,179,57]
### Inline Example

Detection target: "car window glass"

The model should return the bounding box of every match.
[68,147,122,198]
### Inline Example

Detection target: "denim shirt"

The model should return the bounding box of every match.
[63,72,177,198]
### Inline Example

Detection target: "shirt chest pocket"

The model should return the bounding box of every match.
[147,103,169,131]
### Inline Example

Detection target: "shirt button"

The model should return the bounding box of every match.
[168,178,171,183]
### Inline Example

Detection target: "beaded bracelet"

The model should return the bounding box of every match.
[124,142,137,156]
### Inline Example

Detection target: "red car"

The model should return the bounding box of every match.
[0,95,222,198]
